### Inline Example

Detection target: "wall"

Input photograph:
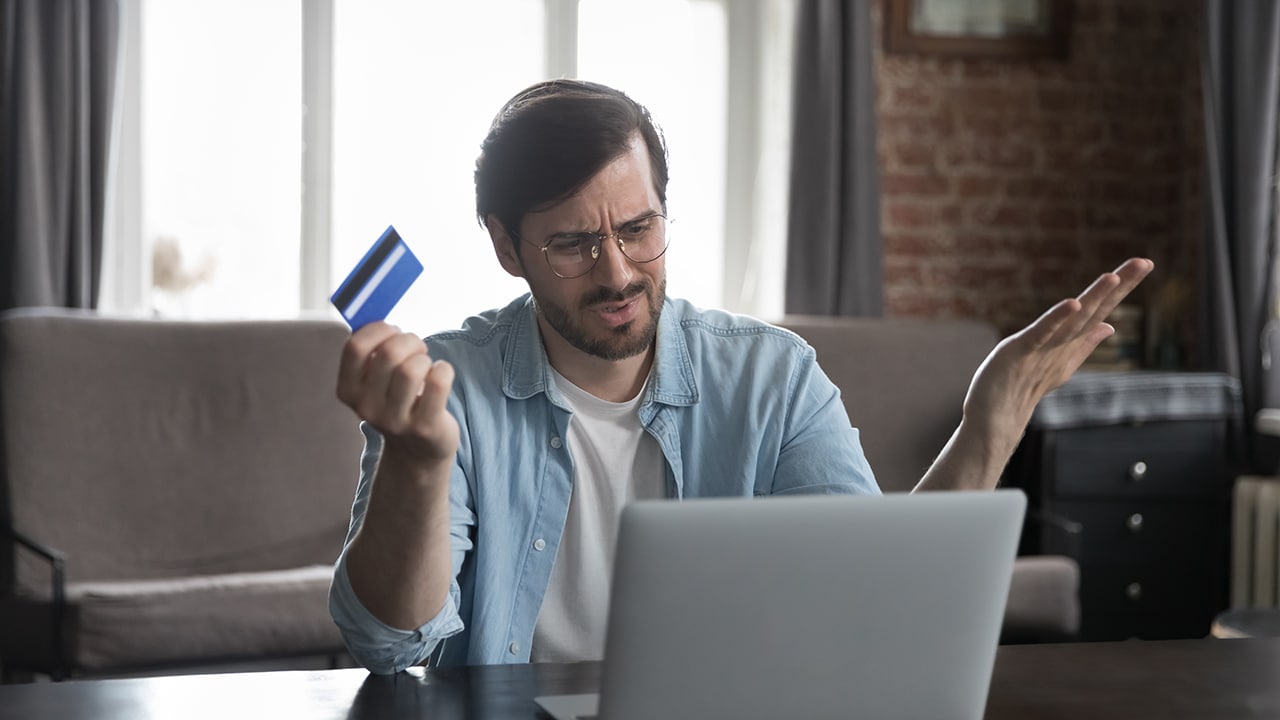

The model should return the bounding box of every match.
[874,0,1203,346]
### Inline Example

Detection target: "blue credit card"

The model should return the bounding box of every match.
[330,225,423,330]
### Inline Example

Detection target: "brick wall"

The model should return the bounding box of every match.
[874,0,1203,344]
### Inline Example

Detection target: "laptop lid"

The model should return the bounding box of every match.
[537,489,1026,720]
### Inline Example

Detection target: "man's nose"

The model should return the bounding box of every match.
[590,236,634,290]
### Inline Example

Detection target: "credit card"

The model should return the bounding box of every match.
[330,225,423,330]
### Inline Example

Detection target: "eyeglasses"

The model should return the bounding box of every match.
[518,213,670,279]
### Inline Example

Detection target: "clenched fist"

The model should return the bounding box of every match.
[336,322,460,467]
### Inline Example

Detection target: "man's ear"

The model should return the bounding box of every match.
[488,216,525,279]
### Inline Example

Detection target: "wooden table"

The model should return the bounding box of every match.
[2,638,1277,719]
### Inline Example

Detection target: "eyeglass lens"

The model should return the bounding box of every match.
[542,215,669,278]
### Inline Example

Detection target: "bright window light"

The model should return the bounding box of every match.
[330,0,544,336]
[124,1,741,329]
[578,0,727,313]
[140,0,301,318]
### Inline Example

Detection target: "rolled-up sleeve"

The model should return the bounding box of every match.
[329,547,464,674]
[328,422,471,674]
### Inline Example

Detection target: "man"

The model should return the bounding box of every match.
[328,79,1152,672]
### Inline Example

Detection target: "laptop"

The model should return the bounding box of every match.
[535,489,1026,720]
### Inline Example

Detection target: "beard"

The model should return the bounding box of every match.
[535,275,666,361]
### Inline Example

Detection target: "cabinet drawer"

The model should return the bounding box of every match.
[1079,562,1216,641]
[1046,421,1223,499]
[1045,500,1218,570]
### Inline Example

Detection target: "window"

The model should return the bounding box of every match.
[106,0,793,332]
[329,0,547,334]
[138,0,302,319]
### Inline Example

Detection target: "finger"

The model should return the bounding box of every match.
[1102,257,1155,310]
[1050,272,1119,341]
[1018,297,1081,351]
[382,353,433,427]
[337,323,401,404]
[413,359,456,423]
[362,333,429,404]
[1067,321,1117,368]
[1077,258,1154,328]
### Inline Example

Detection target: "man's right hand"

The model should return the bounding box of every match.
[336,322,460,468]
[336,323,460,632]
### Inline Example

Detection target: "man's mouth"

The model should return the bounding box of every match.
[592,295,643,326]
[598,296,638,313]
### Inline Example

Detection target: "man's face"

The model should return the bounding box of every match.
[504,136,667,361]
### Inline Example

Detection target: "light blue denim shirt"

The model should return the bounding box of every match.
[329,295,879,672]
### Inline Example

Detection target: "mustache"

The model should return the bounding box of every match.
[580,281,650,308]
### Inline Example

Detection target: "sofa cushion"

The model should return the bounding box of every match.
[777,317,999,492]
[0,312,362,590]
[1000,555,1081,643]
[3,565,343,673]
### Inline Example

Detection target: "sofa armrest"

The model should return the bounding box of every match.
[7,528,68,678]
[1003,555,1081,644]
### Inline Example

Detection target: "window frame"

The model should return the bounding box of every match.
[104,0,791,320]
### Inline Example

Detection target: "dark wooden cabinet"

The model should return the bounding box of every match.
[1007,372,1240,641]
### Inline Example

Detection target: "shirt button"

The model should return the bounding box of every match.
[533,538,546,551]
[550,436,563,449]
[509,641,521,655]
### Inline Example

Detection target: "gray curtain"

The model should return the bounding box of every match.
[0,0,119,311]
[1200,0,1280,471]
[785,0,883,316]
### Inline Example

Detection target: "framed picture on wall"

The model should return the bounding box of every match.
[885,0,1072,60]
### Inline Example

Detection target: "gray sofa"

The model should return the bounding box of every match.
[0,308,1076,682]
[0,309,363,678]
[778,316,1081,643]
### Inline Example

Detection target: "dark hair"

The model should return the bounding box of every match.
[474,79,669,238]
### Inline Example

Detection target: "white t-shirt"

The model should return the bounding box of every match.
[529,367,666,662]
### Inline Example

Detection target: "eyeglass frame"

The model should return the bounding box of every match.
[511,212,671,279]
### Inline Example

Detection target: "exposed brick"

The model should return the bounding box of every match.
[886,292,945,317]
[1074,0,1104,28]
[1028,234,1088,262]
[954,175,1004,198]
[1038,205,1082,230]
[953,232,1006,254]
[889,85,937,110]
[891,142,937,169]
[1110,119,1174,147]
[948,262,1021,291]
[884,254,929,281]
[1115,4,1150,28]
[950,87,1034,114]
[970,203,1032,228]
[881,173,950,196]
[1003,176,1059,200]
[880,112,957,138]
[1137,148,1179,173]
[1089,178,1179,206]
[1043,147,1088,172]
[1081,146,1142,174]
[938,204,964,225]
[872,0,1201,354]
[1037,88,1082,113]
[885,201,938,229]
[886,233,950,257]
[940,142,1036,171]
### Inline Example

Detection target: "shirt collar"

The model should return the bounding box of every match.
[500,294,698,407]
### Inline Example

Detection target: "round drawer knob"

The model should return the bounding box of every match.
[1125,582,1143,601]
[1126,513,1144,532]
[1128,461,1148,482]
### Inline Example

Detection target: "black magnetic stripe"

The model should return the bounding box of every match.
[333,228,402,310]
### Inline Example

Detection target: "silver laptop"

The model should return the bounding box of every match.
[536,489,1026,720]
